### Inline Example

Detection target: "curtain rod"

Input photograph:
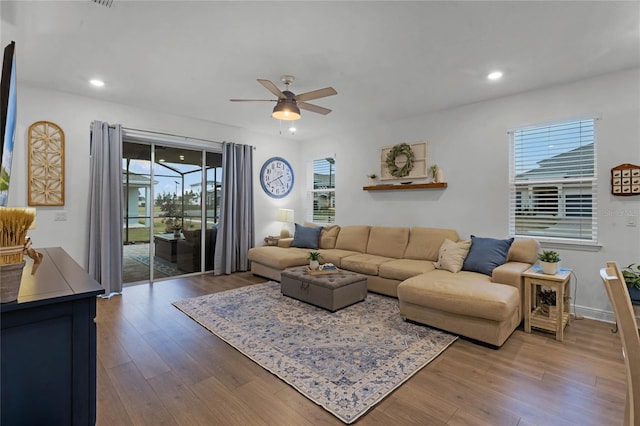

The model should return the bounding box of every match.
[90,122,223,145]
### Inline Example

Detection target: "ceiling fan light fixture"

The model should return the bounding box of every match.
[272,99,301,121]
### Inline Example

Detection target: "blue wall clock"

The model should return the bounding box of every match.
[260,157,294,198]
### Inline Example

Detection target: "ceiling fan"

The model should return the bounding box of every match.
[230,75,337,121]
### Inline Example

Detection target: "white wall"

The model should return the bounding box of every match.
[8,85,301,264]
[301,68,640,321]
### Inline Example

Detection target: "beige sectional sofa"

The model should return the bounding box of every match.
[248,224,539,347]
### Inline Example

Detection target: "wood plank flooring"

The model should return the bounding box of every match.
[96,273,627,425]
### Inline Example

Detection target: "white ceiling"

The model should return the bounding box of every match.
[2,1,639,141]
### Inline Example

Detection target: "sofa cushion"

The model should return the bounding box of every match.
[462,236,514,276]
[398,270,520,322]
[247,246,308,269]
[291,223,322,249]
[340,253,393,276]
[366,226,409,258]
[316,249,360,268]
[434,238,471,273]
[335,225,371,253]
[404,227,460,261]
[303,222,341,249]
[378,258,436,281]
[507,238,540,264]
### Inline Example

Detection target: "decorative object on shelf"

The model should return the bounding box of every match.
[380,142,427,181]
[0,207,43,303]
[538,250,561,275]
[539,288,557,317]
[366,173,377,186]
[400,181,413,185]
[307,251,322,270]
[622,263,640,304]
[28,121,65,206]
[610,163,640,196]
[260,157,294,198]
[276,208,294,238]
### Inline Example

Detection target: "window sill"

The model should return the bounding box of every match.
[515,236,602,252]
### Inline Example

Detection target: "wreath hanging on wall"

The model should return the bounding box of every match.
[385,143,415,177]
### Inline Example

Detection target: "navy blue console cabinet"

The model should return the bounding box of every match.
[1,247,104,425]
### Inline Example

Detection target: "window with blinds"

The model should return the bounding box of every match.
[509,118,597,243]
[308,157,336,224]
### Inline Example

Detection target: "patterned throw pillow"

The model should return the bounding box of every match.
[434,239,472,273]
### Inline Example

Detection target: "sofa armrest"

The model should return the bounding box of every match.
[492,262,532,289]
[277,238,294,248]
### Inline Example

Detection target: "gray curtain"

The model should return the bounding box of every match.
[87,121,123,296]
[214,142,254,275]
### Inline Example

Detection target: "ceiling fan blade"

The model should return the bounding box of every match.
[298,102,332,115]
[257,79,286,99]
[295,87,337,102]
[230,99,276,102]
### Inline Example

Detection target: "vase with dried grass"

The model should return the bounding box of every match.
[0,207,42,303]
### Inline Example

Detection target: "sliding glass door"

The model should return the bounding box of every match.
[122,141,222,284]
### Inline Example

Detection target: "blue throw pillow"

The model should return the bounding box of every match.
[291,224,323,249]
[461,235,514,276]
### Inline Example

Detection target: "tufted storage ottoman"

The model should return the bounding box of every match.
[281,266,368,312]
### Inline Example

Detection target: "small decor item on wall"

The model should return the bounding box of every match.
[611,163,640,196]
[28,121,65,206]
[380,141,427,181]
[366,173,377,186]
[260,156,294,198]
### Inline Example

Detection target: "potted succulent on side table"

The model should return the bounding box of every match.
[538,250,561,275]
[366,173,377,186]
[307,251,323,270]
[622,263,640,305]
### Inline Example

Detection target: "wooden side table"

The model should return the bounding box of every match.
[523,266,572,341]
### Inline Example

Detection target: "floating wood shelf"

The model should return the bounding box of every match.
[363,182,447,191]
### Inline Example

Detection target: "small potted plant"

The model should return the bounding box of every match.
[538,250,561,275]
[366,173,377,186]
[622,263,640,304]
[307,251,323,270]
[539,288,557,317]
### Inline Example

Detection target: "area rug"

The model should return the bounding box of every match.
[172,282,457,423]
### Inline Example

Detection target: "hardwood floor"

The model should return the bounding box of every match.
[96,273,627,425]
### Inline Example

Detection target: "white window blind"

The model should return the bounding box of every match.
[307,157,336,224]
[509,118,597,243]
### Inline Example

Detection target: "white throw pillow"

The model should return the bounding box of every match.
[434,239,472,273]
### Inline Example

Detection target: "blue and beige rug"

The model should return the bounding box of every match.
[173,281,457,423]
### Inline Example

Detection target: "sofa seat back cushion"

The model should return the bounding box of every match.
[404,227,460,261]
[507,238,540,264]
[340,253,394,276]
[335,225,371,253]
[366,226,409,258]
[462,236,514,276]
[316,249,361,268]
[248,246,309,269]
[378,258,436,281]
[398,270,520,322]
[303,222,341,249]
[291,223,323,249]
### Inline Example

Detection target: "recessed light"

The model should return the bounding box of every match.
[487,71,503,81]
[89,79,105,87]
[289,127,296,132]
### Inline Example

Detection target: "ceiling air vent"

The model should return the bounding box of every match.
[91,0,114,8]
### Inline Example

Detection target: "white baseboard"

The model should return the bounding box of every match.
[573,303,640,324]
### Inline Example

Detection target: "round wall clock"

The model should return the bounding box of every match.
[260,157,294,198]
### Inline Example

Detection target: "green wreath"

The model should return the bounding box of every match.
[385,143,415,178]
